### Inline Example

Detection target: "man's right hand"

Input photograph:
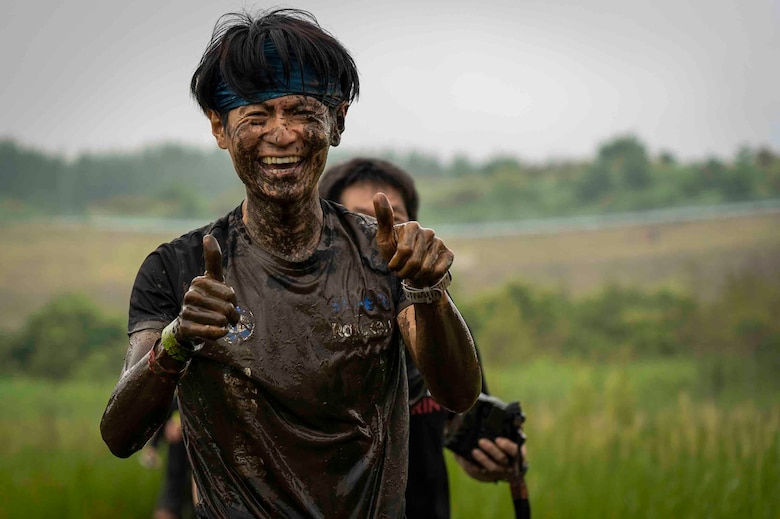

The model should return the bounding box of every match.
[177,234,240,344]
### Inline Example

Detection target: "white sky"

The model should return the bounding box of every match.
[2,0,779,162]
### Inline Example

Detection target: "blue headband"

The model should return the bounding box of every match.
[214,40,344,114]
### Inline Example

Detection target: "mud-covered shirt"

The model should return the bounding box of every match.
[129,201,409,518]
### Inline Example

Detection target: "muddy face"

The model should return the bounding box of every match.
[211,95,346,206]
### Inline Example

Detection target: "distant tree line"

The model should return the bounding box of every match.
[2,136,779,224]
[414,137,780,223]
[0,141,241,218]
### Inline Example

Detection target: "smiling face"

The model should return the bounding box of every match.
[209,95,347,205]
[339,181,410,224]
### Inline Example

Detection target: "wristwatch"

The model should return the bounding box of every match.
[401,271,452,304]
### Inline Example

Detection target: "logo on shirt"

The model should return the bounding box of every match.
[331,318,393,341]
[328,291,393,342]
[222,306,255,346]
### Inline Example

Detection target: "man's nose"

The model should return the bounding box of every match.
[263,115,297,147]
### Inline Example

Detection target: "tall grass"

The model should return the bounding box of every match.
[2,359,777,518]
[0,379,161,518]
[448,362,779,518]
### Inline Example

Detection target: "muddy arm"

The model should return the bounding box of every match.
[100,329,182,458]
[399,296,481,413]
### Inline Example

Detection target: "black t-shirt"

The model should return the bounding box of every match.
[129,202,410,518]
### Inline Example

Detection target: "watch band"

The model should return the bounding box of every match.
[401,271,452,304]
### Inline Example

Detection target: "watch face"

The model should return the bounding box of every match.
[402,282,436,304]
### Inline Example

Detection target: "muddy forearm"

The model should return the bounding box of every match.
[402,295,481,413]
[100,333,181,458]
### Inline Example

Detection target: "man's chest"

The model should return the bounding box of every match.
[193,255,400,403]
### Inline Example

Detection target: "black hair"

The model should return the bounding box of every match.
[190,8,359,115]
[319,158,420,221]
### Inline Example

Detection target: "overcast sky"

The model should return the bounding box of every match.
[2,0,779,162]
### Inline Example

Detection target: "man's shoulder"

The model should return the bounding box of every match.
[136,205,240,285]
[128,206,241,332]
[322,198,385,260]
[162,205,240,257]
[322,198,378,241]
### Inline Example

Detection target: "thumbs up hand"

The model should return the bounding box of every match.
[373,192,453,291]
[177,234,241,344]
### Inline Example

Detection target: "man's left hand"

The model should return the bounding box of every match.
[373,192,453,288]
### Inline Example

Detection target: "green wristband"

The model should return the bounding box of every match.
[161,320,192,362]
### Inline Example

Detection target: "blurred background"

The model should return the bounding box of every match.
[1,0,778,517]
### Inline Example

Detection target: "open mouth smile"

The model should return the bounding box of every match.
[259,156,304,176]
[261,156,302,165]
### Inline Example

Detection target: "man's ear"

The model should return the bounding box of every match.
[208,110,229,149]
[330,103,349,147]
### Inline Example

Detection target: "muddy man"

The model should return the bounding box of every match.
[100,8,481,519]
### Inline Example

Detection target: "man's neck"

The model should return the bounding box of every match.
[242,195,324,263]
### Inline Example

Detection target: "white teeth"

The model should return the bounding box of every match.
[261,156,302,165]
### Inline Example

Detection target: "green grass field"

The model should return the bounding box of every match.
[1,359,777,518]
[1,213,778,517]
[446,212,780,299]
